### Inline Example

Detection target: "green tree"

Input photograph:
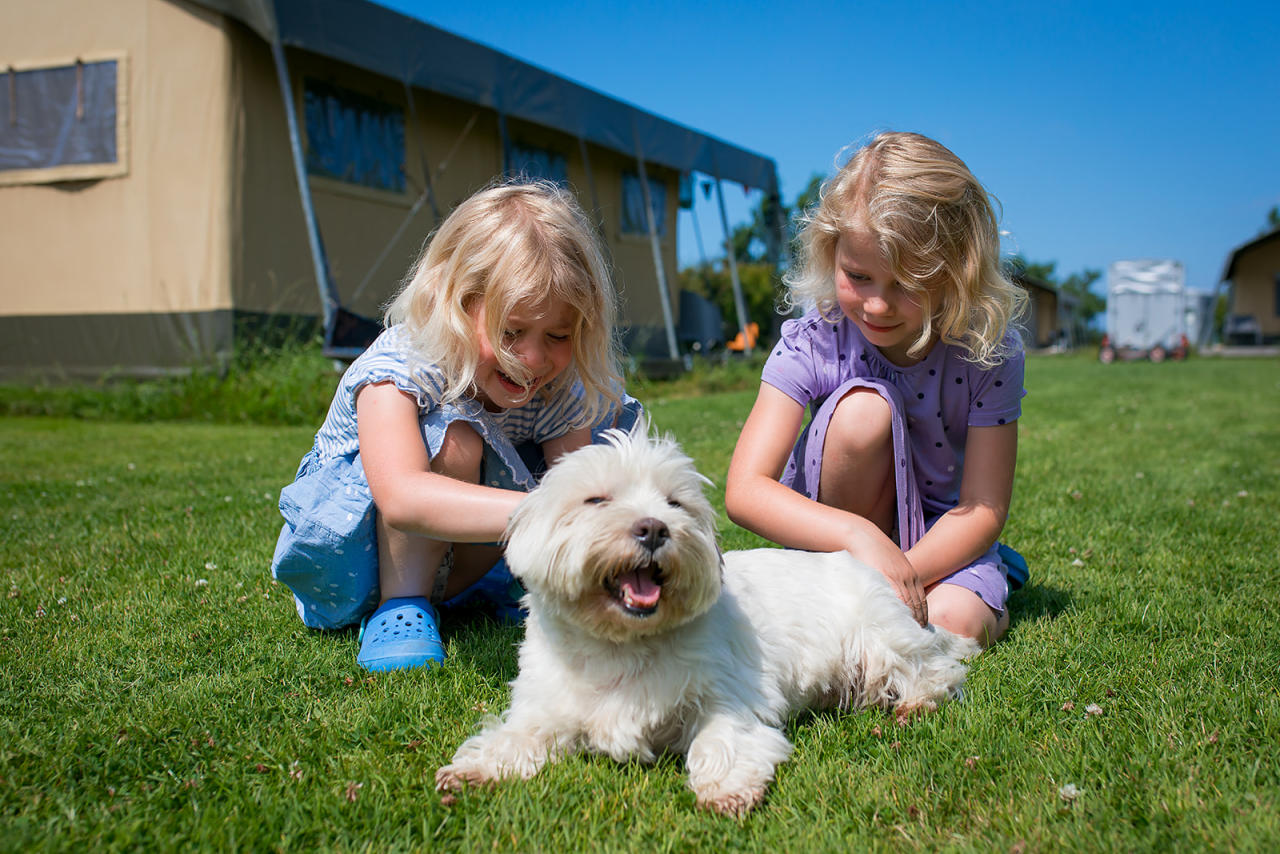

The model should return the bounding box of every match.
[678,262,779,345]
[728,173,826,265]
[684,173,829,346]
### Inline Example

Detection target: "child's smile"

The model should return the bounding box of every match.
[834,228,929,366]
[470,297,575,411]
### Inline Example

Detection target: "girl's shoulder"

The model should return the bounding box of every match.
[341,326,448,408]
[771,308,852,360]
[764,310,875,403]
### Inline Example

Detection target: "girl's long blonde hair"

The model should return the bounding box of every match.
[786,131,1027,367]
[385,180,622,425]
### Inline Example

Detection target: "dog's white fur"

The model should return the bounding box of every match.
[436,425,980,815]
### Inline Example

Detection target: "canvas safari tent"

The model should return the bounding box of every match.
[0,0,780,379]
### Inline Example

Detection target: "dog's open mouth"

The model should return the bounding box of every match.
[605,563,665,616]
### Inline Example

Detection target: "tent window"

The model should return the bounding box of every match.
[0,57,126,185]
[621,172,666,236]
[509,144,567,185]
[303,79,405,193]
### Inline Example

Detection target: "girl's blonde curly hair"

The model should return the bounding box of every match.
[385,180,622,426]
[786,132,1026,367]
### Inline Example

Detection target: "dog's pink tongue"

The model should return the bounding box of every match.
[620,567,662,608]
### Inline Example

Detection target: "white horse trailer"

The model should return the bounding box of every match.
[1106,259,1187,353]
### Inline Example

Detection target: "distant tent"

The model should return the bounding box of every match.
[1215,227,1280,346]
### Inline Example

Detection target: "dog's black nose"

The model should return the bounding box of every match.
[631,517,669,552]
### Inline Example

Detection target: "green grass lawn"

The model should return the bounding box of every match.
[2,354,1278,851]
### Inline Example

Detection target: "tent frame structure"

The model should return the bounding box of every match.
[202,0,780,361]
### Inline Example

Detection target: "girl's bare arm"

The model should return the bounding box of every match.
[355,382,524,542]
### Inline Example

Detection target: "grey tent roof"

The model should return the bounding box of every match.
[193,0,779,194]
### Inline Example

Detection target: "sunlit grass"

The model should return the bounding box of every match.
[2,353,1278,850]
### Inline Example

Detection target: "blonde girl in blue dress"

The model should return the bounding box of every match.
[272,181,638,672]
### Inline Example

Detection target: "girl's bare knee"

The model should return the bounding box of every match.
[819,389,895,530]
[928,585,1004,647]
[827,388,892,455]
[431,421,483,481]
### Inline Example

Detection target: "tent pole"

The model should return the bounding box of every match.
[714,174,752,356]
[497,111,512,175]
[577,136,603,225]
[267,32,338,334]
[1202,277,1227,347]
[401,78,441,222]
[690,183,709,268]
[635,154,679,360]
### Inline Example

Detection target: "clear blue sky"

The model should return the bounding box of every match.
[382,0,1278,295]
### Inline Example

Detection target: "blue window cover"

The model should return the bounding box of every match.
[508,143,567,185]
[622,172,665,236]
[303,79,405,193]
[0,59,118,173]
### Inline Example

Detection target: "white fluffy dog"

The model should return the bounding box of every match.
[436,426,979,815]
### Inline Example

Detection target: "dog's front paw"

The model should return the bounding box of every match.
[893,699,938,726]
[694,784,767,817]
[435,763,494,792]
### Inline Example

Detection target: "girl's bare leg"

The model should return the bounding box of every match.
[375,421,496,603]
[817,388,897,536]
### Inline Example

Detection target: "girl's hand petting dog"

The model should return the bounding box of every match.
[846,527,928,627]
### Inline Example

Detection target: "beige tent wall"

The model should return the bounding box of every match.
[500,117,681,345]
[0,0,237,377]
[228,32,314,321]
[2,0,714,377]
[233,47,509,324]
[232,48,680,344]
[588,146,680,352]
[1230,239,1280,338]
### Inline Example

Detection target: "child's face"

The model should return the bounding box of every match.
[834,227,928,366]
[470,295,575,411]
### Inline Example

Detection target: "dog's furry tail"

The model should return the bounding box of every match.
[853,625,977,715]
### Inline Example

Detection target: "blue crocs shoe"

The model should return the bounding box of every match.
[997,543,1030,591]
[356,597,445,672]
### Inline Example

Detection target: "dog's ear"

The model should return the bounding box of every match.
[598,412,652,451]
[627,412,653,440]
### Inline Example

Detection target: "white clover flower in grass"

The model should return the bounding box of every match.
[1085,703,1103,716]
[196,579,209,587]
[204,562,217,571]
[1058,783,1080,802]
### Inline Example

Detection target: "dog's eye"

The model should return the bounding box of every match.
[667,498,683,509]
[584,496,609,505]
